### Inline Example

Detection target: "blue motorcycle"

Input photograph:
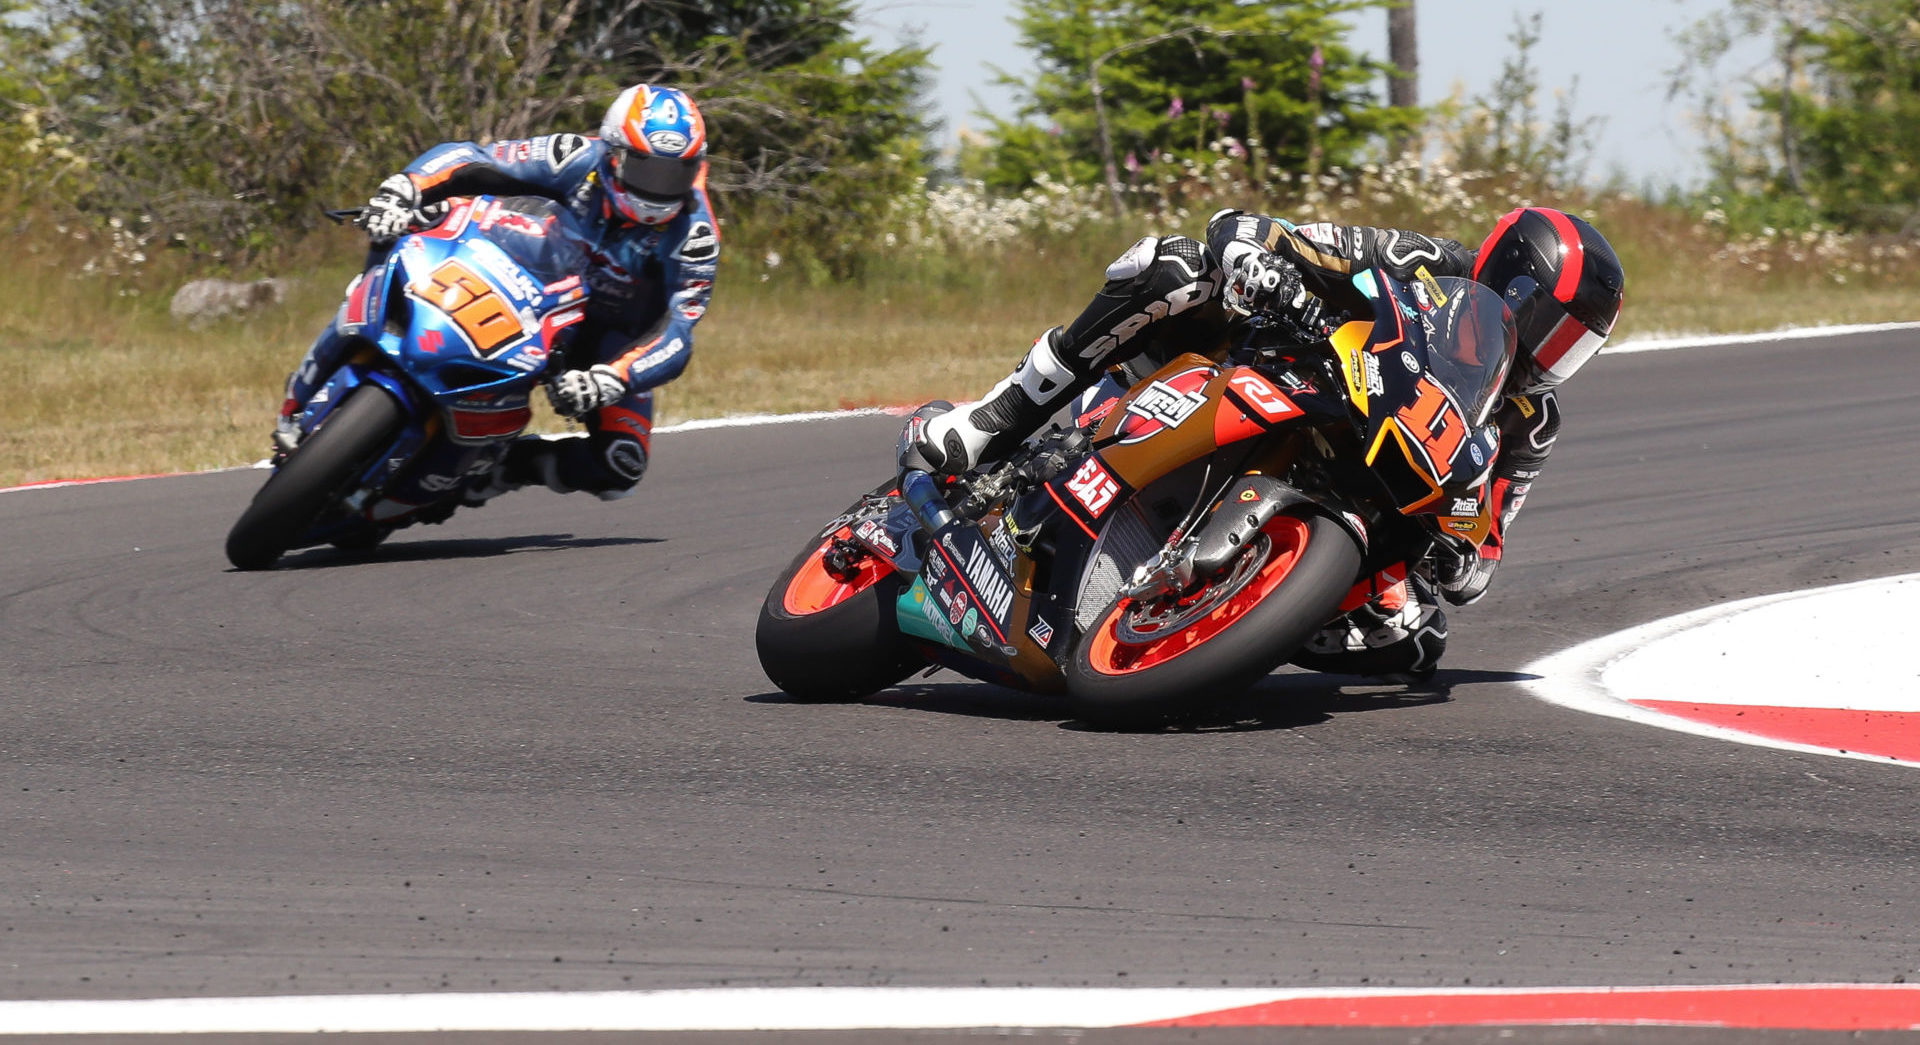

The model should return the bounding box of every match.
[226,196,591,570]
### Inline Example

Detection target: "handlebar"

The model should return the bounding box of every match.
[899,470,958,534]
[322,207,365,225]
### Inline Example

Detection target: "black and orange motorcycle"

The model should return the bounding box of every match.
[756,268,1514,727]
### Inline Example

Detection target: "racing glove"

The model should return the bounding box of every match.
[356,173,424,244]
[1222,249,1307,317]
[546,365,628,419]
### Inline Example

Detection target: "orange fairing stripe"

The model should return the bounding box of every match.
[1366,421,1444,512]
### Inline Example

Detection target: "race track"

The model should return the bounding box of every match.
[4,328,1920,1034]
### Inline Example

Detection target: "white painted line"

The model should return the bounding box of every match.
[0,988,1280,1034]
[656,405,910,434]
[6,984,1920,1034]
[1523,573,1920,767]
[1609,320,1920,355]
[7,321,1915,495]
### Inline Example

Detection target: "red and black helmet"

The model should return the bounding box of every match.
[1472,208,1625,394]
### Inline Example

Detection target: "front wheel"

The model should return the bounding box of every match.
[755,509,924,702]
[225,386,407,570]
[1067,510,1362,728]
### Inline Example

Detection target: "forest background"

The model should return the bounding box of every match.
[3,0,1918,485]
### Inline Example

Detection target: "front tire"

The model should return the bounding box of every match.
[226,386,407,570]
[1067,510,1362,728]
[756,517,923,702]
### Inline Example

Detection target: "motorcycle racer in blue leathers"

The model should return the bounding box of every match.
[275,84,718,502]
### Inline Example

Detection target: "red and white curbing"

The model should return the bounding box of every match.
[1525,573,1920,767]
[0,984,1917,1034]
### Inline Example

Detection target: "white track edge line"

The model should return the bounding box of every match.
[2,984,1915,1035]
[5,321,1914,495]
[1521,572,1920,768]
[1607,320,1920,354]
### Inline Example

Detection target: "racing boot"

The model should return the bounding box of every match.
[463,433,646,506]
[899,326,1082,476]
[1291,573,1449,680]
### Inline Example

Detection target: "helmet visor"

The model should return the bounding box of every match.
[612,147,700,201]
[1513,287,1608,389]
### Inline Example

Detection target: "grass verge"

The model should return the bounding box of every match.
[5,195,1918,487]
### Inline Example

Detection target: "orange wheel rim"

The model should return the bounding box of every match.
[1083,515,1312,676]
[782,530,891,615]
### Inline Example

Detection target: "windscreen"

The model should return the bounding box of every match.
[1420,277,1516,426]
[479,198,590,286]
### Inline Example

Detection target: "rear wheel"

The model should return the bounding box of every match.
[755,501,924,701]
[225,387,406,570]
[1067,510,1361,728]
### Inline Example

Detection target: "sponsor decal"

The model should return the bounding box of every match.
[961,606,980,639]
[1469,442,1486,466]
[630,338,685,376]
[1028,617,1056,649]
[1239,489,1261,502]
[854,519,898,557]
[679,301,707,321]
[1451,497,1480,514]
[417,329,444,355]
[418,473,462,493]
[1414,264,1450,308]
[1363,352,1385,396]
[1116,367,1213,443]
[1224,371,1302,425]
[988,524,1017,566]
[1064,457,1121,518]
[415,149,465,175]
[466,238,545,303]
[919,584,962,646]
[1121,379,1208,437]
[1445,518,1480,534]
[1401,351,1420,373]
[676,221,719,263]
[647,129,690,154]
[1511,394,1537,418]
[547,133,588,170]
[925,549,947,581]
[955,535,1015,627]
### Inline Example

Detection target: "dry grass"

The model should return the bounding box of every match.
[4,195,1918,487]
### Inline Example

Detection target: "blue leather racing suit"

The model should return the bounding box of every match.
[284,132,719,497]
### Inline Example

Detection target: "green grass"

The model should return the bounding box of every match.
[5,192,1918,487]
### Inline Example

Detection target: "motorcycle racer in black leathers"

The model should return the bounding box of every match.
[900,205,1626,677]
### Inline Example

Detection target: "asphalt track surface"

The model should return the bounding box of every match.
[4,327,1920,1040]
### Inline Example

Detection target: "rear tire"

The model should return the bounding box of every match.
[1067,510,1362,728]
[756,508,923,702]
[226,387,407,571]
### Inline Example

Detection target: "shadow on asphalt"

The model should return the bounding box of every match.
[269,533,664,569]
[747,667,1541,734]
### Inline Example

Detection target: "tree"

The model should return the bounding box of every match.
[8,0,936,259]
[971,0,1418,195]
[1671,0,1920,231]
[1434,12,1599,190]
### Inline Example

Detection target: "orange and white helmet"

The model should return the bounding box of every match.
[598,85,708,226]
